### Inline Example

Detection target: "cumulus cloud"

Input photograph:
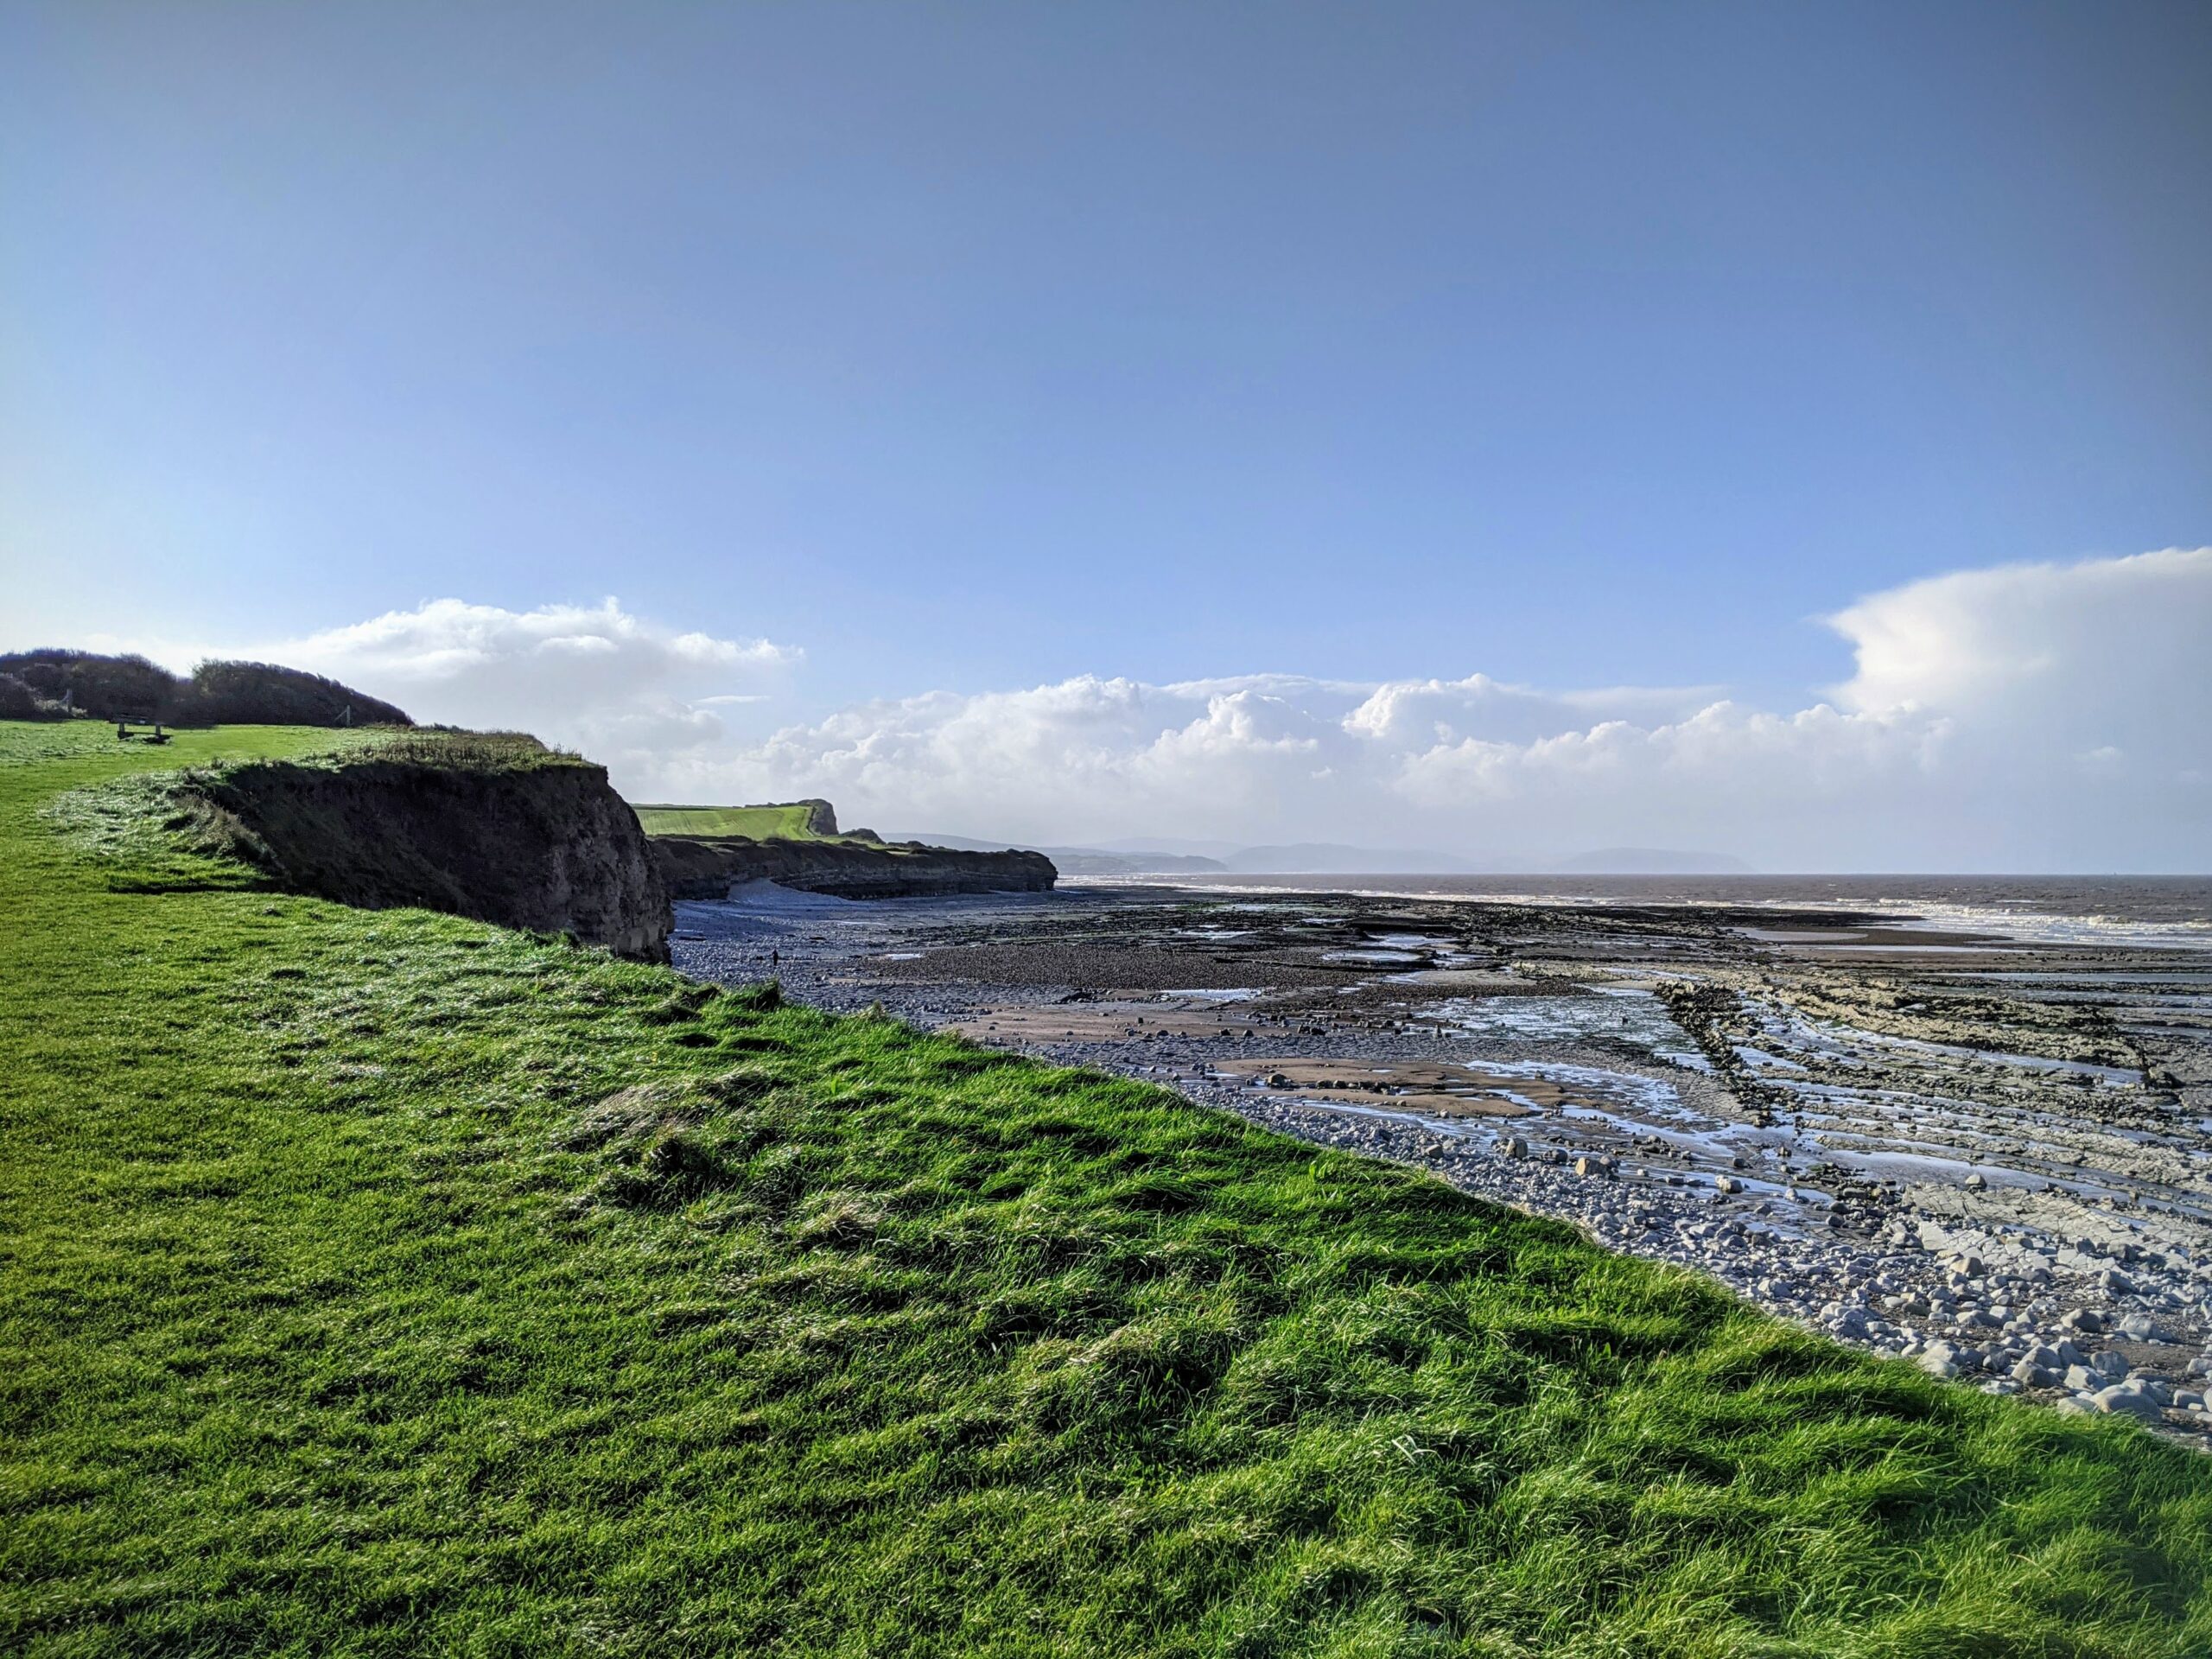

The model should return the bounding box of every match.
[640,550,2209,870]
[102,552,2209,868]
[1829,547,2212,746]
[257,597,796,761]
[656,677,1956,864]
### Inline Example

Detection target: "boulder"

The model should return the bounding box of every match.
[1917,1342,1961,1378]
[2090,1385,2165,1424]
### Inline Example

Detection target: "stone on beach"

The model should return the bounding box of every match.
[2092,1385,2167,1423]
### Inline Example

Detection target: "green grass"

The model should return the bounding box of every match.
[631,803,835,840]
[340,729,585,773]
[3,718,2209,1657]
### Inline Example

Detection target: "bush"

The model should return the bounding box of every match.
[0,649,411,728]
[176,659,412,728]
[0,650,174,719]
[0,673,57,720]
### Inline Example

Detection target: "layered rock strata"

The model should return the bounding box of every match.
[654,835,1055,900]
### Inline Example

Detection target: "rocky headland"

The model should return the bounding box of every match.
[645,800,1056,900]
[654,836,1057,899]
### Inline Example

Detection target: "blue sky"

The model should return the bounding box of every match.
[4,3,2208,865]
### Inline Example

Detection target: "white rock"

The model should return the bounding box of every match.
[2091,1386,2165,1424]
[1917,1342,1961,1378]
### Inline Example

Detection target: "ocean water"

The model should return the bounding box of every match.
[1141,874,2212,948]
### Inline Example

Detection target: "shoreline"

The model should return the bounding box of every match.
[1084,871,2212,950]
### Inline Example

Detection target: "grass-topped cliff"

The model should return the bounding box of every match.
[3,718,2210,1656]
[52,727,669,958]
[632,798,849,840]
[639,796,1057,899]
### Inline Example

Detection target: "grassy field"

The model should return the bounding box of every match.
[631,803,836,839]
[3,718,2209,1657]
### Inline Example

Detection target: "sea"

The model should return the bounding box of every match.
[1135,873,2212,950]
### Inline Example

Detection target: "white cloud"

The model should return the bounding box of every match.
[293,598,798,762]
[638,550,2209,870]
[92,552,2210,869]
[114,597,798,766]
[1828,548,2212,755]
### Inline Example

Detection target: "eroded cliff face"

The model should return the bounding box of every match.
[194,756,673,960]
[654,836,1056,900]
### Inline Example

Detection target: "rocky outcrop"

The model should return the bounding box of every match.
[192,753,672,959]
[655,835,1056,900]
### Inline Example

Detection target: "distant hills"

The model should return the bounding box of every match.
[889,830,1751,877]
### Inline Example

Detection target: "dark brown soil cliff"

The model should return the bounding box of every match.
[192,748,671,959]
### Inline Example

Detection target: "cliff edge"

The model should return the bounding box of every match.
[188,735,672,959]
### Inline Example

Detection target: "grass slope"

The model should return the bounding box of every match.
[631,803,833,840]
[3,720,2209,1657]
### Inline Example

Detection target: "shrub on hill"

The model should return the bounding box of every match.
[174,658,412,727]
[0,650,176,719]
[0,649,411,727]
[0,673,56,720]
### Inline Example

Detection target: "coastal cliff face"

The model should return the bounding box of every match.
[655,835,1056,900]
[194,752,673,959]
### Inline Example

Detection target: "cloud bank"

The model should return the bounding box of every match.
[226,597,797,758]
[641,549,2207,870]
[120,551,2212,870]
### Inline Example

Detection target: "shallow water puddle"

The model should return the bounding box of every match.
[1437,988,1704,1065]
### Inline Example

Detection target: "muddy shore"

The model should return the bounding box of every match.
[674,879,2212,1445]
